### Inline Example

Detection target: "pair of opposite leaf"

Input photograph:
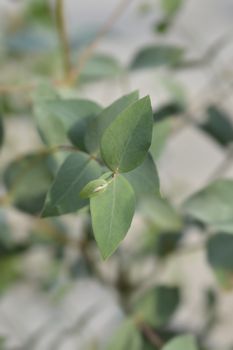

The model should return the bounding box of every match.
[43,93,154,259]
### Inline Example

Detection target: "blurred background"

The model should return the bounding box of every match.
[0,0,233,349]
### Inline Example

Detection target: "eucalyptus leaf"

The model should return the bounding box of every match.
[124,153,160,201]
[150,120,172,160]
[79,54,122,83]
[133,286,180,327]
[162,335,198,350]
[131,45,184,70]
[101,96,153,173]
[161,0,183,17]
[0,115,3,148]
[183,179,233,229]
[85,91,139,153]
[200,105,233,146]
[42,152,102,217]
[34,98,102,147]
[90,175,135,259]
[107,319,143,350]
[207,233,233,271]
[4,153,54,215]
[141,197,183,231]
[80,178,108,199]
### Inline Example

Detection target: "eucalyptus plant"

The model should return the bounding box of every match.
[0,0,233,349]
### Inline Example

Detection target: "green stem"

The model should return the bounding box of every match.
[55,0,72,78]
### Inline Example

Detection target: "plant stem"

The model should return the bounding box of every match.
[66,0,133,85]
[55,0,72,78]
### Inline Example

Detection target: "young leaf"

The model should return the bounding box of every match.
[130,45,184,70]
[90,175,135,259]
[3,153,54,215]
[124,153,160,201]
[107,319,143,350]
[207,234,233,271]
[162,335,198,350]
[85,91,139,153]
[80,179,108,199]
[183,179,233,228]
[42,152,102,217]
[101,96,153,173]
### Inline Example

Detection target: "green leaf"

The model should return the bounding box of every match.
[0,115,3,148]
[161,0,183,17]
[199,105,233,146]
[183,179,233,229]
[124,153,160,201]
[130,45,184,70]
[90,175,135,259]
[34,98,102,147]
[25,0,52,27]
[154,102,184,122]
[207,233,233,271]
[101,96,153,173]
[133,286,180,327]
[80,178,108,199]
[85,91,139,153]
[42,152,102,217]
[4,153,54,215]
[79,54,123,83]
[150,120,172,160]
[141,197,183,231]
[107,319,143,350]
[162,335,198,350]
[155,232,182,258]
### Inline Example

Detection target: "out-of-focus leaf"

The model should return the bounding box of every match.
[161,0,183,17]
[0,210,12,249]
[85,91,139,154]
[0,256,21,295]
[200,105,233,146]
[4,152,54,215]
[154,102,183,122]
[0,115,3,149]
[133,286,180,327]
[141,197,183,231]
[150,120,172,160]
[183,180,233,231]
[34,97,102,147]
[213,269,233,290]
[207,233,233,271]
[42,152,102,217]
[25,0,52,27]
[130,45,184,70]
[6,27,57,54]
[79,54,123,83]
[162,335,198,350]
[106,319,143,350]
[155,232,182,257]
[124,153,160,202]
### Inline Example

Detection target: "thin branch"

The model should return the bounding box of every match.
[138,322,164,349]
[55,0,72,77]
[66,0,133,85]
